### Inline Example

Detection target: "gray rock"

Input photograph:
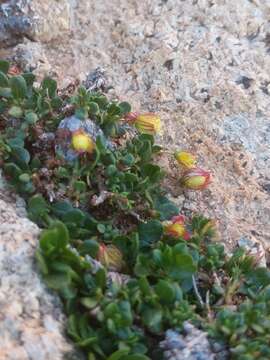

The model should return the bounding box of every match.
[160,323,216,360]
[56,115,110,161]
[83,67,107,92]
[0,0,71,48]
[0,173,79,360]
[0,0,32,47]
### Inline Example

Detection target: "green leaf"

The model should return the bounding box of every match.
[19,173,30,183]
[41,77,57,98]
[107,103,122,117]
[74,180,87,193]
[80,297,98,309]
[28,194,49,219]
[0,60,9,74]
[123,356,150,360]
[22,72,35,86]
[138,277,152,296]
[40,221,69,253]
[153,195,179,221]
[75,107,88,120]
[169,252,197,281]
[122,153,135,166]
[107,349,130,360]
[97,223,106,234]
[0,71,9,87]
[52,200,73,217]
[79,239,99,257]
[88,102,99,115]
[0,87,12,98]
[63,209,85,225]
[25,112,38,124]
[138,220,163,248]
[95,268,106,289]
[77,337,97,347]
[142,307,163,333]
[36,249,49,275]
[247,268,270,289]
[51,96,63,109]
[155,280,176,303]
[9,75,28,99]
[119,101,131,114]
[8,106,23,118]
[11,146,30,167]
[141,164,163,183]
[3,162,22,178]
[44,273,71,290]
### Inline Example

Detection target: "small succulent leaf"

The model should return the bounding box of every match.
[0,60,9,73]
[0,71,9,87]
[138,220,163,248]
[9,75,28,99]
[41,77,57,98]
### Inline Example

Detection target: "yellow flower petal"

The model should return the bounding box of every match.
[135,113,161,135]
[175,151,197,168]
[72,130,95,154]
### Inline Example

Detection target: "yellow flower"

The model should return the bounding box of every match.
[163,215,191,240]
[134,113,161,135]
[175,151,197,168]
[164,222,186,238]
[71,130,95,154]
[181,168,211,190]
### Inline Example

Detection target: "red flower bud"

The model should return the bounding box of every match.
[97,243,124,271]
[163,214,191,240]
[181,168,211,190]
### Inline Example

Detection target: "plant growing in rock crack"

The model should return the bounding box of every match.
[1,59,270,360]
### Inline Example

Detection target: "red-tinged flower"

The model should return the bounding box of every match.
[135,113,161,135]
[71,129,95,154]
[181,167,211,190]
[163,214,191,240]
[124,112,139,122]
[171,214,186,224]
[125,112,161,135]
[97,243,124,271]
[174,151,197,169]
[8,65,21,75]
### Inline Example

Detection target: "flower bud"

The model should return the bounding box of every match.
[133,113,161,135]
[124,112,139,122]
[163,214,191,240]
[181,168,211,190]
[71,130,95,154]
[174,151,197,169]
[97,244,124,271]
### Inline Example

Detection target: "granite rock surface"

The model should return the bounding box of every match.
[0,0,270,358]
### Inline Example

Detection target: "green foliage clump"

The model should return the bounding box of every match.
[1,60,270,360]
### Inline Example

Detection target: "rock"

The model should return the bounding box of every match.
[160,323,216,360]
[0,0,71,48]
[28,0,71,42]
[238,235,267,267]
[56,115,109,161]
[12,42,52,74]
[0,172,79,360]
[0,0,32,48]
[83,67,108,92]
[1,0,270,357]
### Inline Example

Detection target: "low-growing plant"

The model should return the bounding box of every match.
[1,60,270,359]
